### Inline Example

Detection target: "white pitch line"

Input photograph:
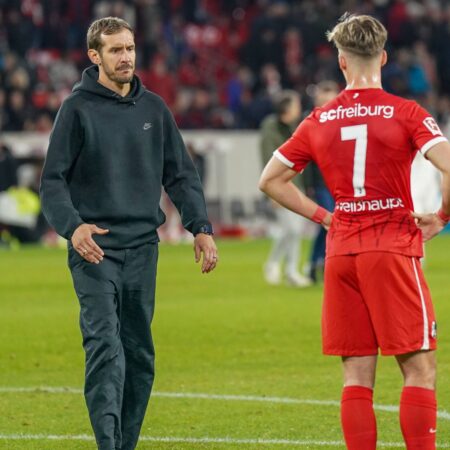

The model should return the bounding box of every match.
[155,391,342,406]
[2,434,450,448]
[0,386,83,394]
[1,386,450,421]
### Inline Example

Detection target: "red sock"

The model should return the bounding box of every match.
[400,386,437,450]
[341,386,377,450]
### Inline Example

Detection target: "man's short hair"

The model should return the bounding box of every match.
[274,90,299,117]
[87,17,134,52]
[326,13,387,58]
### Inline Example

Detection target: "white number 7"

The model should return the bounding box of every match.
[341,124,368,197]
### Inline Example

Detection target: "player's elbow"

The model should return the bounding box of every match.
[258,175,271,194]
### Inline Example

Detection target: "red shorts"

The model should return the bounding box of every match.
[322,252,437,356]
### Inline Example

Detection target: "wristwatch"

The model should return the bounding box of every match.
[194,223,214,236]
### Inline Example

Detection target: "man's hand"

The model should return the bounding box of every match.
[71,224,109,264]
[194,233,218,274]
[412,212,445,242]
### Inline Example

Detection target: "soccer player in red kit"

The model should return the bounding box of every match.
[259,14,450,450]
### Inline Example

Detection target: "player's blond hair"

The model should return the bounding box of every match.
[326,13,387,58]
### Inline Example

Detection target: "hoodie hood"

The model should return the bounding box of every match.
[73,65,146,104]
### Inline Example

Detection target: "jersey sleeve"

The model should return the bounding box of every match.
[274,115,314,172]
[403,101,448,157]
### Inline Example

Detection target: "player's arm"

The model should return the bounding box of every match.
[427,141,450,216]
[259,156,332,229]
[413,140,450,240]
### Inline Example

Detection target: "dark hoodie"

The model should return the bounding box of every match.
[40,66,210,249]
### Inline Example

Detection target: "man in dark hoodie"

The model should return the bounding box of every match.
[40,17,218,450]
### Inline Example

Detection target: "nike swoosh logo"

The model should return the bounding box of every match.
[143,123,152,130]
[429,428,437,433]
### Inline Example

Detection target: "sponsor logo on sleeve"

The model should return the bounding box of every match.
[423,117,443,136]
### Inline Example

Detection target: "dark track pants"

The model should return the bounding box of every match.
[68,242,158,450]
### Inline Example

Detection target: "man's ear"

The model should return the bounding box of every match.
[88,49,101,65]
[381,49,388,67]
[338,53,347,72]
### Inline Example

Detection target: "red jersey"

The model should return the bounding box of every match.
[275,88,448,257]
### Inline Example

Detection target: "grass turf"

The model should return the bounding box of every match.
[0,237,449,449]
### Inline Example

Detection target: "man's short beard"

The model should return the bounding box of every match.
[110,72,134,84]
[102,62,134,84]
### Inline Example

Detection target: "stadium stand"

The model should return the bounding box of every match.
[0,0,449,133]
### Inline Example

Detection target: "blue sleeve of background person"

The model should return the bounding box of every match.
[39,100,85,240]
[161,106,211,235]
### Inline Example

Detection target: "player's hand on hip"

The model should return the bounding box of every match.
[322,212,333,231]
[411,212,445,242]
[194,234,218,274]
[71,224,109,264]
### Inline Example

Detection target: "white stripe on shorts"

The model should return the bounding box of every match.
[411,258,429,350]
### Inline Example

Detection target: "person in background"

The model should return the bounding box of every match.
[260,90,311,287]
[303,80,339,282]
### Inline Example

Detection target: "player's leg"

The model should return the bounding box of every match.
[341,356,378,450]
[342,355,377,388]
[309,225,325,281]
[119,242,159,450]
[283,210,311,286]
[69,247,125,450]
[396,350,437,450]
[264,207,287,284]
[397,350,436,388]
[358,253,437,450]
[323,255,378,450]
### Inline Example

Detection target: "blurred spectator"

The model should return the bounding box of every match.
[226,64,255,116]
[237,63,281,128]
[5,7,35,56]
[4,90,32,131]
[0,142,18,192]
[93,1,136,29]
[138,54,177,108]
[136,0,163,64]
[48,52,80,91]
[0,89,7,129]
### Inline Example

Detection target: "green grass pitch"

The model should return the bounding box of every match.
[0,237,449,449]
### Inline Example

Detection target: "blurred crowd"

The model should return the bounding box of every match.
[1,0,450,133]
